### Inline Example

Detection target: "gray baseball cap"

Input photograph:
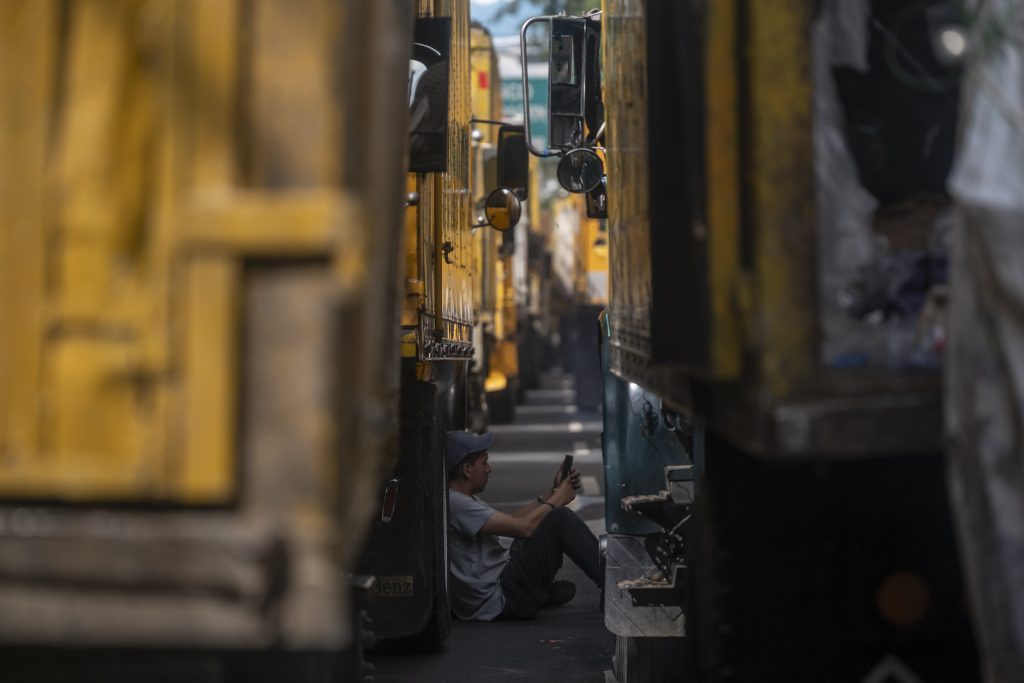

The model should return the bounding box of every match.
[445,430,495,470]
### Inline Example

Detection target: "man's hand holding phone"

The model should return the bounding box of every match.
[549,471,576,507]
[549,455,581,507]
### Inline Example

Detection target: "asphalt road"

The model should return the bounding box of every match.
[371,371,614,682]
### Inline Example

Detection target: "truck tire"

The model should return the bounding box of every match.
[487,385,516,424]
[402,475,451,653]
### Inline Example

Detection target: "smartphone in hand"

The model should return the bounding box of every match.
[560,454,574,481]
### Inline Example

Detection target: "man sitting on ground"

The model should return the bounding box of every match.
[446,429,603,621]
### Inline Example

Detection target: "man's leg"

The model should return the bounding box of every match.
[499,507,601,619]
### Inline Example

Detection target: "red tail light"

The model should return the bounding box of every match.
[381,478,399,523]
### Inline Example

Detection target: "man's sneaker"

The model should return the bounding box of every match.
[545,580,576,607]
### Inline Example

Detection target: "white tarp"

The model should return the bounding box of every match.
[945,1,1024,681]
[813,0,881,366]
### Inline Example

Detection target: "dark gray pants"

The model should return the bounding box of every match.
[498,506,601,619]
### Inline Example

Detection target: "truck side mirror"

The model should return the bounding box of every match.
[520,13,602,157]
[473,188,522,232]
[557,147,603,193]
[497,125,529,199]
[548,17,587,150]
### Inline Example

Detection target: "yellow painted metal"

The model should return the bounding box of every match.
[191,0,240,190]
[604,0,653,347]
[0,0,175,500]
[470,25,502,146]
[433,173,447,337]
[601,0,931,454]
[548,191,607,308]
[413,0,475,353]
[601,0,750,381]
[404,174,428,337]
[492,340,519,381]
[181,191,362,257]
[469,22,521,391]
[247,0,343,188]
[0,0,415,649]
[470,23,499,328]
[0,0,395,503]
[747,0,816,398]
[706,0,743,378]
[0,1,55,467]
[180,256,239,501]
[402,332,420,359]
[484,371,509,393]
[576,212,609,306]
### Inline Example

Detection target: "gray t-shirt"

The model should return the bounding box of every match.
[448,490,508,621]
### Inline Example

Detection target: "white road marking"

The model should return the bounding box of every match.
[488,451,595,464]
[516,404,578,415]
[527,388,575,398]
[488,421,602,434]
[573,440,591,456]
[581,475,601,496]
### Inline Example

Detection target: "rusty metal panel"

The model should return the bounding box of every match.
[0,0,415,649]
[602,0,945,455]
[469,24,500,341]
[0,0,59,483]
[470,24,502,146]
[471,23,500,321]
[605,0,653,374]
[705,0,743,379]
[332,0,415,589]
[746,0,817,400]
[1,0,175,500]
[605,0,741,384]
[416,0,475,359]
[246,0,341,188]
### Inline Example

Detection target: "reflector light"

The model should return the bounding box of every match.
[877,571,931,627]
[381,478,399,523]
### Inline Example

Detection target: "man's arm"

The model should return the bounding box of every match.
[507,469,581,518]
[481,477,576,538]
[480,507,549,539]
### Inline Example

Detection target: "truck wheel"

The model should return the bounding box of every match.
[403,485,450,653]
[487,386,516,424]
[411,393,452,652]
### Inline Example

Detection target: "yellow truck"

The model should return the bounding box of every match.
[0,0,414,678]
[469,22,523,425]
[546,191,608,410]
[524,1,977,680]
[357,0,525,651]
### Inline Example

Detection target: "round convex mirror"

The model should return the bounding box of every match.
[484,187,522,231]
[556,148,604,194]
